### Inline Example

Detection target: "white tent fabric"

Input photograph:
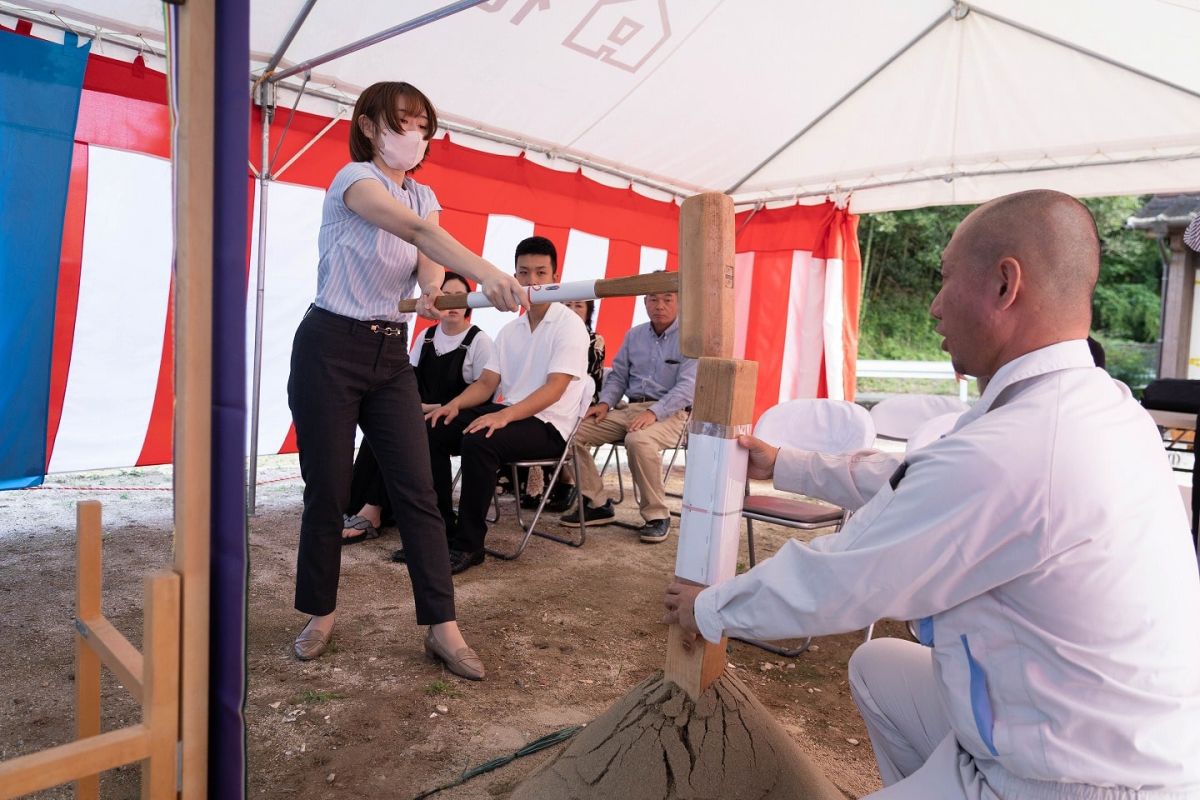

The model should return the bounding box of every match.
[6,0,1199,212]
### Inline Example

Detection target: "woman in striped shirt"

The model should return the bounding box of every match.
[287,82,524,680]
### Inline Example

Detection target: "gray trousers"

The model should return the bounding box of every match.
[847,638,1200,800]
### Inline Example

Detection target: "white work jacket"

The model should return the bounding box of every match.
[695,340,1200,790]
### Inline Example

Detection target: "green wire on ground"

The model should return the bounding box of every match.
[412,724,585,799]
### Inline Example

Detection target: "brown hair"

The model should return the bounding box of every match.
[349,82,438,163]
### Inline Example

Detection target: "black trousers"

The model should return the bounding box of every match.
[287,307,454,623]
[427,403,566,554]
[348,440,394,526]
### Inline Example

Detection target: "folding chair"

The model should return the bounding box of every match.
[737,398,876,656]
[485,378,596,560]
[869,393,969,443]
[596,408,690,508]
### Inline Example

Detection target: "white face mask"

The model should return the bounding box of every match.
[377,127,428,172]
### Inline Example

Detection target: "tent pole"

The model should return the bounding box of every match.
[724,8,953,194]
[247,84,273,516]
[268,0,487,84]
[262,0,318,76]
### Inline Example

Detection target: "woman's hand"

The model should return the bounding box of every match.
[420,402,441,414]
[427,402,459,426]
[478,267,527,313]
[416,282,446,321]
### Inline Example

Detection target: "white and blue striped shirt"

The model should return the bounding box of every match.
[314,161,442,323]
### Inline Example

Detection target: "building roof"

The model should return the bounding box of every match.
[1128,194,1200,230]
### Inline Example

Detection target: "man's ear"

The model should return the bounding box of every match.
[995,257,1021,311]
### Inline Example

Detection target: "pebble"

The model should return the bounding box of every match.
[786,664,796,670]
[810,645,820,651]
[369,657,377,662]
[759,662,774,671]
[430,712,439,718]
[847,738,860,746]
[326,773,336,784]
[269,701,282,709]
[435,705,449,714]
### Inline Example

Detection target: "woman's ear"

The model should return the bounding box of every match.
[356,115,375,140]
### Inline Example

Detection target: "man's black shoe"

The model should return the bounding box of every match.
[543,484,578,514]
[637,518,670,544]
[449,548,485,575]
[520,493,542,510]
[391,548,407,563]
[559,498,615,527]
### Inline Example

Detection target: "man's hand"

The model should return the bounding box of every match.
[737,434,779,480]
[584,402,610,422]
[627,409,658,432]
[426,402,460,426]
[416,283,447,321]
[662,581,705,650]
[465,407,514,438]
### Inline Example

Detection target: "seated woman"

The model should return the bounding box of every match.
[343,271,498,543]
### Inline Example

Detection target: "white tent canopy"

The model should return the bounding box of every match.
[5,0,1199,212]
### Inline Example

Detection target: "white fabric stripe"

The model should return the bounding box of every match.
[732,251,755,360]
[823,258,846,401]
[778,250,826,403]
[246,181,322,455]
[49,147,173,473]
[631,245,668,331]
[471,214,535,343]
[563,228,610,324]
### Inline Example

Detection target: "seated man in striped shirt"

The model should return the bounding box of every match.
[560,282,696,543]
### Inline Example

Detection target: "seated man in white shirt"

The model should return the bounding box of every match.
[664,190,1200,799]
[426,236,590,575]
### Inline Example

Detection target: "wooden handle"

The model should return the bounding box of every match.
[397,271,680,313]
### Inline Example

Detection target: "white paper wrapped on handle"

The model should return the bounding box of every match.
[456,280,600,308]
[674,430,750,586]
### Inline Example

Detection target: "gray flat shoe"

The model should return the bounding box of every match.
[293,626,333,661]
[424,628,485,681]
[342,514,380,546]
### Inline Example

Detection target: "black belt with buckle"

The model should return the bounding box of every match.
[627,395,658,404]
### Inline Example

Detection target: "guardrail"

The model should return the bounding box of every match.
[857,360,969,401]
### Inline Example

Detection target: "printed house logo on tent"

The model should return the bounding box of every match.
[564,0,670,73]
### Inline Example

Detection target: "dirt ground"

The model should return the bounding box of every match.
[0,453,909,799]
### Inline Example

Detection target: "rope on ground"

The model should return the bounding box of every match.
[411,724,584,800]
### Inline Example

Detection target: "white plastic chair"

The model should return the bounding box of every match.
[486,377,596,560]
[905,410,964,453]
[739,399,875,656]
[869,394,969,442]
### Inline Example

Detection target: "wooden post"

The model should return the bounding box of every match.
[143,571,181,799]
[174,1,215,796]
[75,500,102,800]
[664,193,753,699]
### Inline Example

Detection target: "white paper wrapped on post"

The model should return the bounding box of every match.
[675,422,751,586]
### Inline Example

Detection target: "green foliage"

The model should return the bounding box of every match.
[424,678,460,697]
[295,689,344,704]
[856,196,1163,361]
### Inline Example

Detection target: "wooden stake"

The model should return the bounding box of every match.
[75,501,102,800]
[174,1,215,796]
[679,193,735,359]
[143,571,182,800]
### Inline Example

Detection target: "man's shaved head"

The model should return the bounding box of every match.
[931,190,1101,379]
[958,189,1100,322]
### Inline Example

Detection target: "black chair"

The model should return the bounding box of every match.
[1142,378,1200,553]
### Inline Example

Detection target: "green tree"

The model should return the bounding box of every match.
[856,196,1162,361]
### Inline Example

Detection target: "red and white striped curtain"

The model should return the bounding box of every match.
[43,53,860,474]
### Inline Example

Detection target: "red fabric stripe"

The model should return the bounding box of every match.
[136,280,175,466]
[742,251,793,419]
[595,239,640,366]
[46,143,89,465]
[279,424,298,455]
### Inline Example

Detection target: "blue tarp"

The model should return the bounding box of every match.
[0,29,88,489]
